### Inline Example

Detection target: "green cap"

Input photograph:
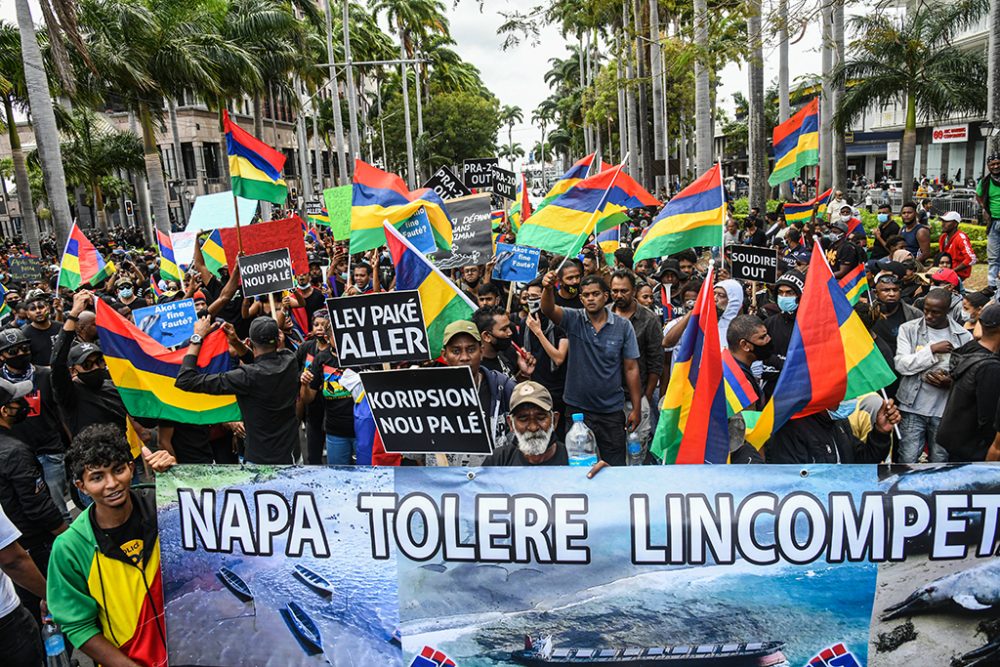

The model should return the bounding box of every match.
[441,320,480,346]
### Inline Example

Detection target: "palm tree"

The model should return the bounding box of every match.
[498,104,523,169]
[0,21,41,254]
[834,0,988,199]
[693,0,712,174]
[532,100,557,189]
[499,142,525,171]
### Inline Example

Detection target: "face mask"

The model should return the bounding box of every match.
[827,399,858,421]
[5,403,28,425]
[493,336,513,352]
[5,353,30,372]
[147,264,155,271]
[339,272,348,281]
[777,295,798,313]
[78,368,108,390]
[14,319,26,327]
[297,279,309,288]
[118,288,133,299]
[963,309,977,322]
[562,284,579,296]
[751,340,774,360]
[310,276,322,286]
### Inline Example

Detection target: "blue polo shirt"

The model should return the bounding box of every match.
[560,307,640,413]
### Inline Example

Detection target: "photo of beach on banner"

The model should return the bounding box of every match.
[870,464,1000,667]
[156,466,404,667]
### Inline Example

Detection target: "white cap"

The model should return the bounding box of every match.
[940,211,961,223]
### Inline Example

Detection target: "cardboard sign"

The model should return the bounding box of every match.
[463,157,498,190]
[729,244,778,283]
[323,185,353,241]
[237,248,294,297]
[133,299,197,348]
[422,166,472,200]
[220,217,309,276]
[185,191,259,231]
[492,243,541,283]
[491,165,517,200]
[8,256,44,283]
[431,193,493,270]
[360,366,493,454]
[326,291,430,367]
[397,207,436,255]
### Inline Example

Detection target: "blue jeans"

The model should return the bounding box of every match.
[897,412,946,463]
[37,453,70,523]
[988,223,1000,289]
[325,435,355,465]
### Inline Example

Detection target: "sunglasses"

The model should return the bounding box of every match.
[2,344,30,356]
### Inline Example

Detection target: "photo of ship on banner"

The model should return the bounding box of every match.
[157,464,1000,666]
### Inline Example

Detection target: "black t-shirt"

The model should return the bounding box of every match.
[296,339,327,426]
[21,322,59,366]
[308,348,355,437]
[481,349,518,378]
[872,304,910,354]
[161,421,213,464]
[554,292,581,309]
[518,317,567,397]
[483,440,569,466]
[99,508,145,566]
[832,239,861,272]
[871,220,900,259]
[295,287,326,322]
[744,228,767,247]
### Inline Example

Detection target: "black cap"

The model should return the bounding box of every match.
[654,259,682,280]
[249,317,280,346]
[68,342,103,366]
[775,270,805,295]
[979,303,1000,328]
[0,328,28,354]
[965,290,992,309]
[23,289,48,305]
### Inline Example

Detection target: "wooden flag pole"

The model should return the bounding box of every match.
[506,283,515,313]
[232,194,245,256]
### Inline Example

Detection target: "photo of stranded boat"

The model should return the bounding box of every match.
[511,636,789,666]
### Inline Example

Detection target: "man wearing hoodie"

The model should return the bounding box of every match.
[938,304,1000,461]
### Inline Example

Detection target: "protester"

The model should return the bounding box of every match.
[898,201,932,263]
[553,259,583,307]
[296,312,333,465]
[937,211,977,280]
[763,270,804,362]
[871,203,900,260]
[473,305,534,379]
[0,502,49,667]
[926,268,966,322]
[483,382,568,466]
[975,153,1000,289]
[21,289,58,366]
[726,315,770,410]
[518,279,569,436]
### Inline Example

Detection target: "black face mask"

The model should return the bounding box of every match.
[493,336,513,352]
[5,353,30,372]
[751,340,774,360]
[6,403,28,424]
[78,368,108,390]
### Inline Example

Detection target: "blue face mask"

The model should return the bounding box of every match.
[118,288,133,299]
[828,399,858,421]
[877,213,889,223]
[777,295,798,313]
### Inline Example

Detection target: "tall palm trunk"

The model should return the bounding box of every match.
[414,57,425,180]
[253,95,264,141]
[4,95,40,255]
[138,102,172,234]
[615,33,628,165]
[579,33,590,155]
[777,0,791,199]
[324,0,348,185]
[15,0,72,250]
[128,110,154,243]
[623,3,640,178]
[168,97,190,228]
[900,94,917,201]
[540,122,548,189]
[92,178,107,231]
[747,0,767,209]
[633,0,652,189]
[819,3,834,192]
[398,26,416,189]
[693,0,712,174]
[988,0,1000,159]
[649,0,664,191]
[832,0,846,192]
[342,0,360,174]
[217,105,231,183]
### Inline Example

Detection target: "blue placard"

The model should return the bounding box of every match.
[398,207,436,255]
[133,299,197,348]
[492,243,541,283]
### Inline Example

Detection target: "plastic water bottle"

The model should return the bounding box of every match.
[42,616,72,667]
[627,431,644,466]
[566,414,598,467]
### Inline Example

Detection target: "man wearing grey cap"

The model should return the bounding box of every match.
[941,304,1000,461]
[176,315,300,464]
[483,381,568,467]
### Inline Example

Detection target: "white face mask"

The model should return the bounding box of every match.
[514,423,554,457]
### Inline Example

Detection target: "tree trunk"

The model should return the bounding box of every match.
[4,96,40,255]
[138,102,172,234]
[900,94,917,201]
[693,0,712,174]
[168,97,190,228]
[398,27,416,189]
[312,112,323,190]
[324,0,348,185]
[15,0,72,250]
[253,95,264,143]
[819,3,834,193]
[623,3,640,178]
[649,0,664,191]
[615,32,628,165]
[988,0,1000,159]
[342,0,360,174]
[747,0,768,210]
[128,110,153,243]
[832,0,847,193]
[633,0,653,189]
[579,33,590,155]
[92,178,107,232]
[777,0,791,200]
[540,124,548,189]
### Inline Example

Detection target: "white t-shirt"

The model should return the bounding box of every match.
[0,504,23,618]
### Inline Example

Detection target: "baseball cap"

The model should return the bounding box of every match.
[0,329,28,354]
[791,246,811,264]
[441,320,480,346]
[775,270,805,295]
[0,378,32,405]
[23,289,48,305]
[653,259,682,280]
[249,317,280,346]
[831,220,849,233]
[930,267,959,287]
[68,342,103,366]
[509,381,553,412]
[939,211,961,223]
[979,303,1000,328]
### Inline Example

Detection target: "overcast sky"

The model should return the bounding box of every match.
[2,0,828,171]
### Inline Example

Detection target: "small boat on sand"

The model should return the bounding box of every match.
[293,563,335,596]
[286,601,323,651]
[217,567,253,602]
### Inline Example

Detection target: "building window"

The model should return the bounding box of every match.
[181,142,197,181]
[283,148,296,176]
[203,142,221,179]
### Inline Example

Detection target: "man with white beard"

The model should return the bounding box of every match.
[483,381,568,466]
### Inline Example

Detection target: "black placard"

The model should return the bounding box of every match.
[237,248,294,297]
[360,367,493,455]
[306,200,323,216]
[729,244,778,283]
[491,165,517,200]
[9,256,44,283]
[422,166,472,200]
[431,193,493,269]
[326,290,430,367]
[463,157,498,190]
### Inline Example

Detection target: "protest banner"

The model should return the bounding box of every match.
[237,248,294,298]
[170,231,197,269]
[422,165,472,200]
[492,242,541,283]
[463,157,498,190]
[729,244,779,283]
[220,217,309,275]
[326,291,430,367]
[8,255,44,283]
[431,193,492,269]
[360,366,492,454]
[186,191,259,232]
[491,165,517,201]
[323,185,353,241]
[158,463,1000,667]
[306,200,323,217]
[396,207,436,255]
[133,299,197,347]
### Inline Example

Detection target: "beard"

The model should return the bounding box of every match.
[514,424,554,457]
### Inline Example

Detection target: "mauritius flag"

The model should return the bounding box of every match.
[536,153,613,213]
[651,265,729,464]
[351,160,452,254]
[517,163,658,257]
[746,244,895,449]
[200,229,226,277]
[783,188,832,225]
[634,164,725,261]
[384,221,475,357]
[59,223,114,290]
[838,264,870,305]
[156,230,183,282]
[508,172,532,234]
[222,109,287,205]
[768,97,820,186]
